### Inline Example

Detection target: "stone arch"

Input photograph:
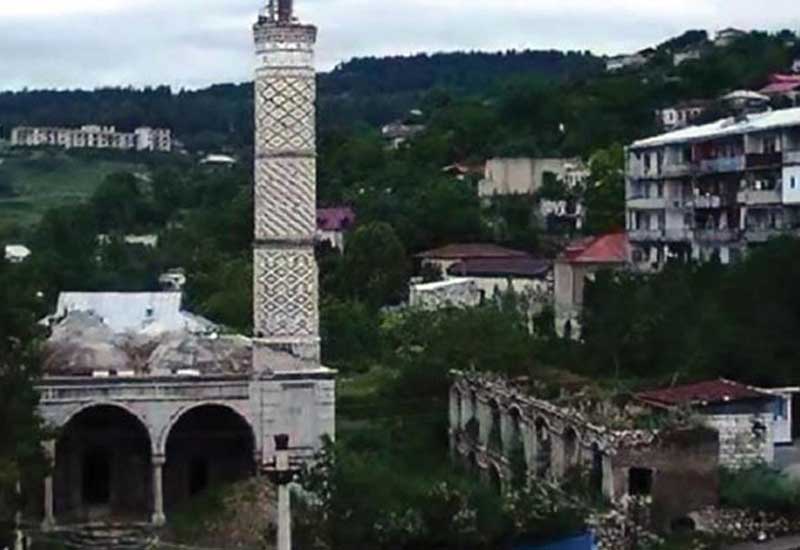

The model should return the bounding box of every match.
[563,427,580,472]
[157,401,257,456]
[590,442,604,495]
[534,417,552,479]
[450,387,463,429]
[487,399,503,453]
[464,391,480,443]
[59,401,155,453]
[162,403,257,513]
[507,406,527,486]
[54,403,153,523]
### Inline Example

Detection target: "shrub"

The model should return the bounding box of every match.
[720,465,800,515]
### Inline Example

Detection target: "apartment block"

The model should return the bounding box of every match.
[626,107,800,269]
[11,125,171,152]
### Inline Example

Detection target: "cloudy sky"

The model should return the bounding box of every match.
[1,0,798,91]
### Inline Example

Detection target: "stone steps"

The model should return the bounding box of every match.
[41,523,157,550]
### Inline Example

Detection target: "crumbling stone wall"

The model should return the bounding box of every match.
[704,412,774,469]
[450,372,720,534]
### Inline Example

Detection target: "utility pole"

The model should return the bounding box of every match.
[265,434,299,550]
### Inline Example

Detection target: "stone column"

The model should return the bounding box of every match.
[42,440,56,530]
[151,455,166,526]
[277,483,291,550]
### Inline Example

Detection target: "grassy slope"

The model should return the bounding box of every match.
[0,148,144,230]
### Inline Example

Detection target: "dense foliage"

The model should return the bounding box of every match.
[578,238,800,387]
[0,259,47,546]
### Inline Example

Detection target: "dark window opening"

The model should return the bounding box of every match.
[629,467,654,496]
[671,516,696,533]
[83,449,111,505]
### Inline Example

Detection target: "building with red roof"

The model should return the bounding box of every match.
[554,233,630,338]
[636,379,778,468]
[759,74,800,105]
[416,243,530,274]
[316,207,356,251]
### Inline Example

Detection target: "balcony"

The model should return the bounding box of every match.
[745,228,792,243]
[628,228,692,242]
[693,228,741,243]
[628,229,664,242]
[746,152,784,170]
[737,189,782,205]
[784,150,800,165]
[690,195,723,209]
[698,156,746,174]
[627,197,667,210]
[662,163,693,178]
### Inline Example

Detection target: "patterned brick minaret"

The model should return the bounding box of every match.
[253,0,320,363]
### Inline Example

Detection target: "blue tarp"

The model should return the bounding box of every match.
[514,532,596,550]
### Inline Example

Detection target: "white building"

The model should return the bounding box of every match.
[793,58,800,74]
[673,48,703,67]
[656,100,712,131]
[714,28,747,48]
[605,53,648,72]
[479,157,581,197]
[4,244,31,263]
[11,125,172,152]
[627,106,800,269]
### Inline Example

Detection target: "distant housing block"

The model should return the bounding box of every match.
[11,125,172,152]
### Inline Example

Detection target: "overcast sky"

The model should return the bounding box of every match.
[1,0,798,91]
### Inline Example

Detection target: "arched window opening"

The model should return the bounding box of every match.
[54,405,152,523]
[563,428,579,472]
[164,405,255,513]
[535,418,552,479]
[508,408,526,487]
[488,400,503,453]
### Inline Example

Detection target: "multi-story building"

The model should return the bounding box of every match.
[11,125,171,152]
[626,106,800,269]
[656,100,712,131]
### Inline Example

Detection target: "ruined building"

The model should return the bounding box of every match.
[450,372,720,532]
[626,104,800,269]
[33,0,335,528]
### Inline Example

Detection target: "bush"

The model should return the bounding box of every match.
[720,465,800,515]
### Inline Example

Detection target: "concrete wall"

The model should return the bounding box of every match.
[480,158,569,197]
[410,278,483,310]
[783,165,800,204]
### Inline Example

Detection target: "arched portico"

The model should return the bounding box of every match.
[51,404,153,525]
[162,404,256,514]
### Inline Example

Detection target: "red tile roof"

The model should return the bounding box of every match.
[317,207,356,232]
[559,232,630,264]
[761,74,800,95]
[416,243,530,261]
[447,257,552,279]
[636,379,771,408]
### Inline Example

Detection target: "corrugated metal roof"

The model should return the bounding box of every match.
[54,292,214,334]
[416,243,530,260]
[636,379,771,408]
[631,106,800,149]
[448,257,551,279]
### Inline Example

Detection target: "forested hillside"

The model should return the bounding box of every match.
[0,49,602,152]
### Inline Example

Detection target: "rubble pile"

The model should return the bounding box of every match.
[589,497,662,550]
[693,506,795,542]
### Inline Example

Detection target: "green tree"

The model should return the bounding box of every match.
[0,260,46,546]
[583,144,625,234]
[336,222,409,308]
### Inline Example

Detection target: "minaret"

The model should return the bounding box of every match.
[253,0,320,363]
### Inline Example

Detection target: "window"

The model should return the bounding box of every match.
[629,467,654,496]
[792,177,797,190]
